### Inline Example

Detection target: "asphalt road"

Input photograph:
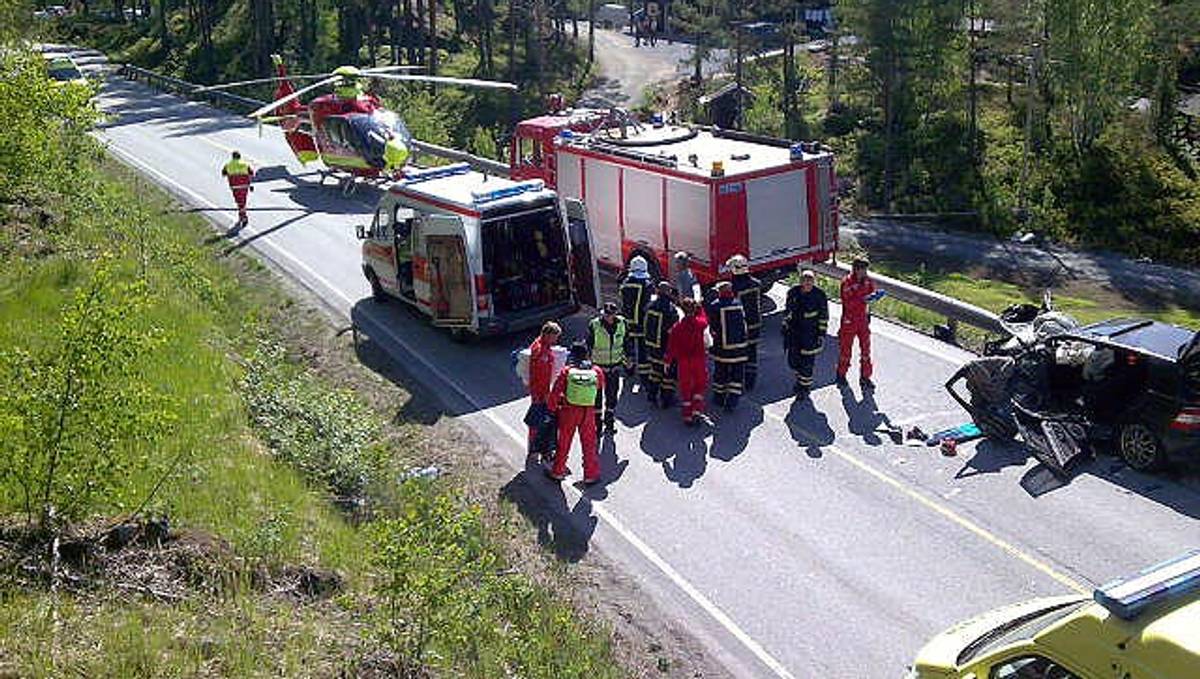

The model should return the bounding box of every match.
[581,25,726,108]
[95,77,1200,678]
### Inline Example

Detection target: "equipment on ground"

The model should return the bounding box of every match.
[357,163,600,337]
[509,103,839,288]
[194,56,515,191]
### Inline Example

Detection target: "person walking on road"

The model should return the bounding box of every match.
[705,281,749,411]
[727,254,763,390]
[618,255,655,389]
[524,321,562,460]
[665,297,709,426]
[547,342,606,484]
[221,150,255,228]
[837,258,885,389]
[644,281,681,408]
[783,269,829,395]
[586,302,632,435]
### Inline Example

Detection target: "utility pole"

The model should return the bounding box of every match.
[968,0,979,164]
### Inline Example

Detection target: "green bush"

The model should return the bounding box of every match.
[371,482,620,679]
[240,340,382,500]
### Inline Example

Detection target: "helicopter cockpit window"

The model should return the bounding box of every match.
[325,117,351,148]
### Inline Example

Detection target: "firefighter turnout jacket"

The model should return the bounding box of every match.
[731,272,763,340]
[783,286,829,352]
[644,294,681,357]
[618,275,654,338]
[705,294,749,364]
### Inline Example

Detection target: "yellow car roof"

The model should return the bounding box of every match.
[1036,593,1199,678]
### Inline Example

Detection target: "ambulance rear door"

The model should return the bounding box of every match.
[422,214,475,328]
[562,197,601,309]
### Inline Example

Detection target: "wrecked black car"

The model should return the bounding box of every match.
[947,303,1200,475]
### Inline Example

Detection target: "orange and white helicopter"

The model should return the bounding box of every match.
[195,55,515,193]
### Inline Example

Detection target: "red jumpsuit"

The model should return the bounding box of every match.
[548,363,606,481]
[838,273,876,380]
[665,309,709,423]
[221,159,254,223]
[526,336,557,447]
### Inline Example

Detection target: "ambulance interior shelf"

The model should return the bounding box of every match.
[481,209,571,314]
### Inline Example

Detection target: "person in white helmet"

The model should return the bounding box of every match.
[618,255,656,390]
[726,254,762,390]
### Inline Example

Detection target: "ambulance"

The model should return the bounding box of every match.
[509,108,839,286]
[357,163,600,337]
[906,550,1200,678]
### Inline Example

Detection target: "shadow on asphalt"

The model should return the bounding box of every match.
[838,381,896,446]
[500,461,597,562]
[785,396,835,459]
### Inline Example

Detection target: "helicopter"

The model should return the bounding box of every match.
[194,55,516,193]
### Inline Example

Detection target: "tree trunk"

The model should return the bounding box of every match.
[428,0,438,75]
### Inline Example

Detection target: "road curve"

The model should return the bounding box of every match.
[95,76,1200,679]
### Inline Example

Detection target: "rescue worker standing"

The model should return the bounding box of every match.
[665,298,709,425]
[524,321,562,459]
[643,281,681,408]
[726,255,763,391]
[838,258,883,389]
[221,151,254,227]
[547,342,606,484]
[586,302,632,434]
[783,269,829,395]
[618,255,655,388]
[705,281,749,411]
[673,251,702,301]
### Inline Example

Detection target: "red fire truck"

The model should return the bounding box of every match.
[509,108,839,285]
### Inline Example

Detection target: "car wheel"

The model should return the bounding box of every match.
[1118,422,1166,471]
[366,270,386,303]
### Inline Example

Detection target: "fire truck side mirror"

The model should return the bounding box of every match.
[355,224,369,240]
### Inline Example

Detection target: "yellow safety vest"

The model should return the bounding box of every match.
[564,367,599,406]
[223,159,252,177]
[589,317,627,366]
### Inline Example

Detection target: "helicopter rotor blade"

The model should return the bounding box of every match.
[193,74,341,93]
[248,76,339,118]
[368,73,517,90]
[360,65,425,74]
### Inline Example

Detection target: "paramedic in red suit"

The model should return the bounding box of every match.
[547,342,606,484]
[221,151,254,227]
[525,321,562,457]
[838,258,883,389]
[665,297,709,426]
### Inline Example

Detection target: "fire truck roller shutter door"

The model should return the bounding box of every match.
[622,167,665,252]
[584,161,622,267]
[746,169,809,260]
[665,178,710,264]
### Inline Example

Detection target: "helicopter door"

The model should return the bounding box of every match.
[562,197,600,309]
[423,215,474,327]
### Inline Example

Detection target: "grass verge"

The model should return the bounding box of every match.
[0,153,631,676]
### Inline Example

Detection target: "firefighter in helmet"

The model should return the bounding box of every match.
[618,255,656,389]
[586,301,633,434]
[783,269,829,395]
[726,254,763,390]
[643,280,681,408]
[704,280,749,411]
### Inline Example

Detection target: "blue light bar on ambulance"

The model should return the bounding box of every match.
[471,180,545,205]
[399,162,472,185]
[1093,549,1200,620]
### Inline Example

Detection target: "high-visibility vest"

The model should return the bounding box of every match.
[564,367,599,406]
[223,159,253,187]
[589,317,627,366]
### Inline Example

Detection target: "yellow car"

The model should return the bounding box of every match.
[907,551,1200,679]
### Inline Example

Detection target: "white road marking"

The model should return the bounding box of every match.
[100,135,800,679]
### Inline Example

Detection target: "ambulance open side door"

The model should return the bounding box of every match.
[562,197,601,309]
[422,215,475,328]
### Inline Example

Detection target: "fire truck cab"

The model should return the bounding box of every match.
[357,163,601,337]
[511,111,839,287]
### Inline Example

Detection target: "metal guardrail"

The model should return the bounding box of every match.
[118,64,508,174]
[809,260,1005,337]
